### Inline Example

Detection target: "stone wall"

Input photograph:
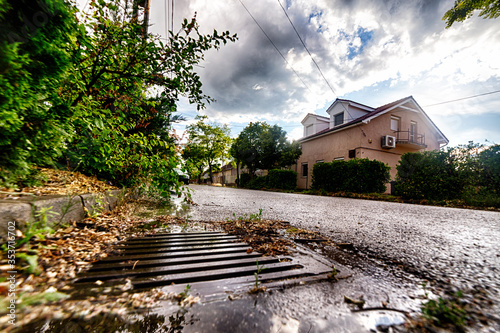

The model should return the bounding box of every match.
[0,190,123,244]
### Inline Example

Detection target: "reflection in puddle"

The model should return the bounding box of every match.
[17,286,413,333]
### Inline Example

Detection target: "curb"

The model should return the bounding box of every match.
[0,189,123,244]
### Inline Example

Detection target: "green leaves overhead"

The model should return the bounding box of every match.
[0,0,78,187]
[0,0,237,195]
[443,0,500,28]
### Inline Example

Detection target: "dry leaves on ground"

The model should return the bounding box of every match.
[0,202,183,332]
[0,167,118,199]
[213,218,326,256]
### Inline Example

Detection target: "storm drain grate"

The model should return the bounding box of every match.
[74,231,335,293]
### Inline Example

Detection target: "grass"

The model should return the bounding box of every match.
[293,189,500,211]
[420,292,468,331]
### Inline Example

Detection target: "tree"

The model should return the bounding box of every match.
[182,143,207,184]
[231,122,268,177]
[395,150,466,200]
[443,0,500,28]
[0,0,78,187]
[61,1,236,195]
[185,116,232,183]
[477,144,500,194]
[230,122,302,178]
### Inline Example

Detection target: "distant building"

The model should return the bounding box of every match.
[211,164,267,186]
[296,96,448,191]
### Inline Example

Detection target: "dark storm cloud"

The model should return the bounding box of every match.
[146,0,500,145]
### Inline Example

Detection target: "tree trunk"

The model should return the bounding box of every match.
[236,162,240,187]
[208,161,213,184]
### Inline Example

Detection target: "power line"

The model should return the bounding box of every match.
[237,0,313,94]
[423,89,500,107]
[277,0,337,98]
[276,1,361,136]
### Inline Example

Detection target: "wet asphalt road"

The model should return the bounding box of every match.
[188,185,500,303]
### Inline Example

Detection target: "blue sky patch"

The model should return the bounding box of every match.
[347,27,374,60]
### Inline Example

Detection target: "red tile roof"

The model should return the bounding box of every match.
[299,96,447,144]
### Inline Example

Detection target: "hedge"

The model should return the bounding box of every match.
[311,158,390,193]
[395,151,466,200]
[267,169,298,190]
[239,169,298,190]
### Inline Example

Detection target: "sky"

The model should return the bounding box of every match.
[83,0,500,147]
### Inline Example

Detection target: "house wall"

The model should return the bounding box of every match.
[297,107,444,191]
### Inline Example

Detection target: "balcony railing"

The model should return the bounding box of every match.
[395,130,426,147]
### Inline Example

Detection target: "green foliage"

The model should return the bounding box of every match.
[395,151,465,200]
[1,0,237,196]
[312,159,390,193]
[238,173,252,188]
[395,144,500,203]
[477,144,500,194]
[266,169,298,190]
[15,206,57,248]
[175,284,191,304]
[251,260,267,291]
[0,0,78,188]
[246,176,269,190]
[443,0,500,28]
[184,115,232,183]
[226,209,263,223]
[63,2,235,197]
[239,170,297,190]
[16,252,40,274]
[421,291,467,331]
[230,122,301,177]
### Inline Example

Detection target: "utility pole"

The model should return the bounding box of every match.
[132,0,150,38]
[142,0,151,38]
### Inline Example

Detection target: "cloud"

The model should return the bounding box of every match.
[148,0,500,145]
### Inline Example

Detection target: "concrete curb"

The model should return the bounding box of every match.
[0,189,123,244]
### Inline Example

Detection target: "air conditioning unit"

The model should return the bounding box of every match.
[381,135,396,149]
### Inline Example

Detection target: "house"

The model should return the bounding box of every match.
[296,96,449,191]
[207,164,268,186]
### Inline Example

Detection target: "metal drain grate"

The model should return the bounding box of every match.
[74,231,336,293]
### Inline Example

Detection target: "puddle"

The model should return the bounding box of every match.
[134,196,192,220]
[19,286,414,333]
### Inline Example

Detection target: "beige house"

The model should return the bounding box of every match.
[210,164,268,186]
[296,96,449,190]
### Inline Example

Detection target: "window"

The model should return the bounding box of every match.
[301,163,308,177]
[334,157,344,161]
[391,116,400,131]
[334,112,344,126]
[410,121,417,142]
[315,160,324,164]
[305,124,314,136]
[348,149,356,159]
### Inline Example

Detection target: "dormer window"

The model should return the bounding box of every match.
[334,112,344,126]
[305,124,314,136]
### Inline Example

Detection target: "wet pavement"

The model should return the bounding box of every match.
[185,184,500,331]
[19,185,499,332]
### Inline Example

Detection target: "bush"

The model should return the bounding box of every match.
[311,158,390,193]
[267,169,297,190]
[395,151,465,200]
[246,176,269,190]
[239,169,297,190]
[239,173,252,188]
[478,144,500,194]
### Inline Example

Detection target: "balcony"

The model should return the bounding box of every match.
[395,130,427,149]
